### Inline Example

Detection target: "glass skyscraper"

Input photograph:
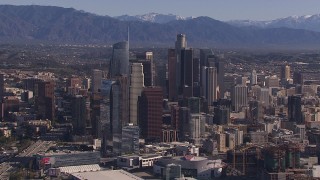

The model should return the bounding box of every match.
[109,41,129,78]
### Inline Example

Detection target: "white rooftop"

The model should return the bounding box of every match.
[71,169,143,180]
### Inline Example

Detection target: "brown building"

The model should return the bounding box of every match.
[138,87,163,141]
[35,81,55,120]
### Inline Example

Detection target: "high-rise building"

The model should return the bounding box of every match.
[175,34,187,97]
[135,51,154,86]
[179,107,190,140]
[138,87,163,141]
[129,63,145,125]
[293,72,304,85]
[258,88,270,106]
[0,74,4,102]
[288,95,302,124]
[35,81,55,120]
[266,76,279,88]
[92,69,103,93]
[109,41,129,78]
[214,106,230,125]
[121,124,140,154]
[251,70,257,86]
[112,76,129,155]
[202,66,217,106]
[168,49,177,101]
[208,56,225,99]
[180,48,194,97]
[71,95,87,135]
[231,85,248,112]
[189,113,205,144]
[280,65,291,81]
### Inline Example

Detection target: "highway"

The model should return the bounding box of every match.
[0,140,54,180]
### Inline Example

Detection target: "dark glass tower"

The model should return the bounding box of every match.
[109,41,129,78]
[288,95,302,124]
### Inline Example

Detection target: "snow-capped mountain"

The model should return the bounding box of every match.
[115,13,194,24]
[228,14,320,32]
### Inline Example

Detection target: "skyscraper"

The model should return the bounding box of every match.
[231,85,248,112]
[35,81,55,120]
[138,87,163,141]
[250,70,257,86]
[180,48,194,97]
[92,69,103,93]
[109,41,129,78]
[175,34,187,97]
[168,49,177,101]
[121,124,140,154]
[202,66,217,106]
[0,74,4,102]
[258,88,270,106]
[280,65,291,81]
[129,63,145,125]
[288,95,302,124]
[293,72,304,85]
[135,51,154,86]
[208,56,225,99]
[71,95,87,135]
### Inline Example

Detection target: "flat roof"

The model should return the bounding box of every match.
[71,170,143,180]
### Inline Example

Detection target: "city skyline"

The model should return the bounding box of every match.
[1,0,320,21]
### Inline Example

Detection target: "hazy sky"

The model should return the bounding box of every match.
[1,0,320,21]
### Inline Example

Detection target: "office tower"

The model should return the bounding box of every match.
[92,69,103,93]
[189,114,205,144]
[280,65,290,81]
[288,95,302,124]
[112,76,129,155]
[251,70,257,86]
[121,124,140,154]
[266,76,279,88]
[136,51,154,86]
[67,77,82,89]
[293,72,304,85]
[168,49,177,101]
[138,87,163,141]
[100,80,114,157]
[231,85,248,112]
[258,88,270,106]
[249,100,264,123]
[129,63,145,125]
[175,34,187,97]
[187,97,201,114]
[109,41,129,78]
[193,58,201,97]
[208,56,225,99]
[217,133,226,152]
[202,66,217,106]
[35,81,55,120]
[0,74,4,102]
[224,75,236,93]
[214,106,230,125]
[226,132,236,149]
[180,48,194,97]
[179,107,190,140]
[71,95,87,135]
[170,105,180,130]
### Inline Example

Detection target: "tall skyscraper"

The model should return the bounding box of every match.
[92,69,103,93]
[109,41,129,78]
[293,72,304,85]
[258,88,270,106]
[135,51,154,86]
[180,48,194,97]
[129,63,145,125]
[71,95,87,135]
[121,124,140,154]
[280,65,291,81]
[168,49,177,101]
[250,70,257,86]
[35,81,55,120]
[231,85,248,112]
[0,74,4,102]
[201,66,217,106]
[138,87,163,141]
[208,56,225,99]
[175,34,187,97]
[288,95,302,124]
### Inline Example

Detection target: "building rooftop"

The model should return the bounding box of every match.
[71,169,143,180]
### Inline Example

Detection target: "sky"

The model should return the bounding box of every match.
[0,0,320,21]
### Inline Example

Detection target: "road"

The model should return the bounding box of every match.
[0,140,54,180]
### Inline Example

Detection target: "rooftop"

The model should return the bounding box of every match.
[71,169,143,180]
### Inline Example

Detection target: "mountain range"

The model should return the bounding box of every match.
[115,13,194,24]
[1,5,320,49]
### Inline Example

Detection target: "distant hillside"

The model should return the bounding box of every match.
[1,5,320,49]
[115,13,194,24]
